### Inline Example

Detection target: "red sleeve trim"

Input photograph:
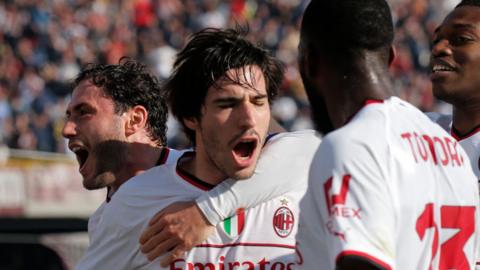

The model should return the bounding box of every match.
[336,250,392,270]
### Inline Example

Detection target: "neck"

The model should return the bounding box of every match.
[325,57,393,128]
[109,144,164,193]
[179,145,226,186]
[452,104,480,135]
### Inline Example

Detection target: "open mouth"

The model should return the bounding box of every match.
[430,60,457,74]
[70,145,90,170]
[431,65,456,73]
[233,140,257,159]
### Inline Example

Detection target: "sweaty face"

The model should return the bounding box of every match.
[191,65,270,182]
[62,80,127,190]
[430,6,480,105]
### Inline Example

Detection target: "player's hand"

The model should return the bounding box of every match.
[139,201,214,267]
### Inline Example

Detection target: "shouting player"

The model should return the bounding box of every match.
[296,0,480,269]
[429,0,480,181]
[64,59,183,269]
[78,28,320,269]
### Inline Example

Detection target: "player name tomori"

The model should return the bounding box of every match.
[401,132,464,166]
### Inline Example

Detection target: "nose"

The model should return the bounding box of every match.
[62,119,77,139]
[431,39,452,58]
[238,102,257,129]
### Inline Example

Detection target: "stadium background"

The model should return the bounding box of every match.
[0,0,460,269]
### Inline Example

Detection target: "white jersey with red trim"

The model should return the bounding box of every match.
[75,130,320,270]
[76,148,184,270]
[297,97,480,270]
[427,112,480,180]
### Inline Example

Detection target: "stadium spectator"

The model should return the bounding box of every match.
[0,0,459,152]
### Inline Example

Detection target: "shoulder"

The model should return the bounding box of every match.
[118,149,187,193]
[119,164,174,193]
[265,129,322,150]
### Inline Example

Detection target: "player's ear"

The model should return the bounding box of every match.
[125,105,148,137]
[183,117,199,131]
[388,45,396,67]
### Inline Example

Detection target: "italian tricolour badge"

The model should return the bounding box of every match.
[223,208,245,238]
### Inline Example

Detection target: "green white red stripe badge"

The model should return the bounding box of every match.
[223,208,245,237]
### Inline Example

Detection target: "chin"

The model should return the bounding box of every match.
[432,85,459,104]
[82,172,113,190]
[231,168,256,180]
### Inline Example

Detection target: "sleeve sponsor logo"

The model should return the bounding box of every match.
[323,175,361,219]
[323,174,360,241]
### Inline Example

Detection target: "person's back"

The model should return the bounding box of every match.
[298,96,479,269]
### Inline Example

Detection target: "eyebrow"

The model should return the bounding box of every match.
[435,23,478,34]
[213,93,268,103]
[65,102,91,115]
[213,97,242,104]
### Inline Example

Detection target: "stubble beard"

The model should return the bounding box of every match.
[83,140,128,190]
[201,129,261,182]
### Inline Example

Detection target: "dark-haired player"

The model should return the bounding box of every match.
[76,28,320,269]
[296,0,479,269]
[63,59,185,269]
[429,0,480,182]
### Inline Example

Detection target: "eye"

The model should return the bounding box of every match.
[253,99,267,106]
[218,102,236,109]
[451,35,473,46]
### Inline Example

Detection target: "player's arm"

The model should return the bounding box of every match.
[196,131,320,223]
[297,134,395,270]
[139,131,321,263]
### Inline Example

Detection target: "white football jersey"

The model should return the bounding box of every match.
[75,131,321,270]
[76,148,184,270]
[297,97,480,270]
[427,112,480,180]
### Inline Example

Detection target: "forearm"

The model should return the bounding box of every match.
[196,131,320,224]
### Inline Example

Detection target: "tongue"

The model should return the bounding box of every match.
[234,142,252,158]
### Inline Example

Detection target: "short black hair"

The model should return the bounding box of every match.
[300,0,394,57]
[73,58,168,146]
[165,27,284,144]
[456,0,480,8]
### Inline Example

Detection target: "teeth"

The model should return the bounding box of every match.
[432,65,454,72]
[69,144,86,154]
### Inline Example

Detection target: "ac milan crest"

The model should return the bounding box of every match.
[273,206,294,238]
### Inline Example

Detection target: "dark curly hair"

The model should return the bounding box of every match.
[164,27,284,144]
[301,0,394,59]
[73,58,167,146]
[456,0,480,7]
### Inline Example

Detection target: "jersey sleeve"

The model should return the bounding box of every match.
[297,133,395,270]
[196,131,321,225]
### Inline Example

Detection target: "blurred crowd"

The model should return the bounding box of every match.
[0,0,460,152]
